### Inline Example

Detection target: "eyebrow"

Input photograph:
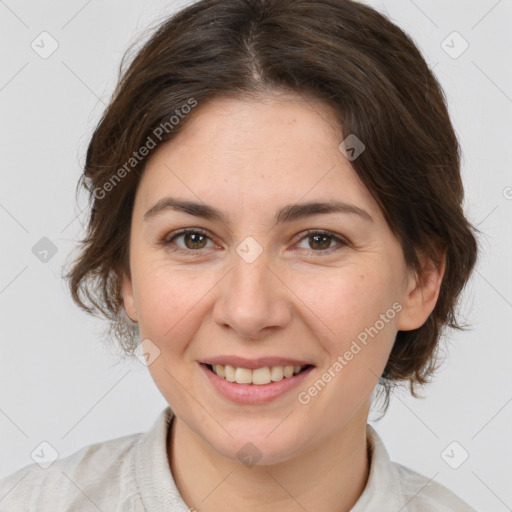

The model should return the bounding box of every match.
[143,197,373,224]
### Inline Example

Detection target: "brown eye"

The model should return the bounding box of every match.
[164,229,214,252]
[181,232,208,249]
[308,234,333,250]
[296,230,348,252]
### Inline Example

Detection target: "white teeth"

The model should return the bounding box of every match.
[209,363,306,384]
[252,367,271,385]
[224,365,236,382]
[214,364,225,378]
[234,367,252,384]
[283,365,294,378]
[270,366,284,381]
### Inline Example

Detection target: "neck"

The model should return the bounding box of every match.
[168,409,370,512]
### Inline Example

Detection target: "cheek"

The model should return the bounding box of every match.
[294,268,395,337]
[292,271,399,420]
[132,263,214,344]
[292,268,398,360]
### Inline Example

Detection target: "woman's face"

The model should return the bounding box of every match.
[122,92,440,465]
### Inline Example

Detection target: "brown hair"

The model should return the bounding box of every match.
[65,0,479,412]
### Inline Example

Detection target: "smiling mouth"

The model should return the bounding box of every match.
[204,363,313,385]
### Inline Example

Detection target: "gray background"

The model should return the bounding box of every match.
[1,1,511,510]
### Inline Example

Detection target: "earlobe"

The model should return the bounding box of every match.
[120,270,138,323]
[397,249,446,331]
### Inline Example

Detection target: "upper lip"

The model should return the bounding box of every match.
[201,356,314,369]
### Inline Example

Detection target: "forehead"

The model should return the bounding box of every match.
[136,93,381,223]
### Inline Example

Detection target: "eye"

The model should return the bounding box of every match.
[295,230,348,252]
[161,228,348,255]
[162,228,216,252]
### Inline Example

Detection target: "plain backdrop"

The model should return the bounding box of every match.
[1,1,511,510]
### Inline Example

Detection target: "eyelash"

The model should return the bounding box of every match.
[160,228,349,256]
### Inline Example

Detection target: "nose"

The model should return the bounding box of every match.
[212,249,292,339]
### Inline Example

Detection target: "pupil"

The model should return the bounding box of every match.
[186,233,206,249]
[311,235,330,250]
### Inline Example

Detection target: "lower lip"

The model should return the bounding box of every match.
[199,363,314,405]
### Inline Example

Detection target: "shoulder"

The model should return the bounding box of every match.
[0,431,143,512]
[391,461,476,511]
[358,425,476,512]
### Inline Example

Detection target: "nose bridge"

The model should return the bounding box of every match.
[231,248,270,301]
[213,242,291,336]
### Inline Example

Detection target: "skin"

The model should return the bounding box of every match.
[121,91,445,512]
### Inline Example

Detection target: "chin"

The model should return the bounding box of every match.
[205,424,309,467]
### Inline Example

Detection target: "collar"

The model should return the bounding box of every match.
[135,406,401,511]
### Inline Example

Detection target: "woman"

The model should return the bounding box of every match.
[0,0,479,510]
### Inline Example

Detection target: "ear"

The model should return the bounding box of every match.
[397,248,446,331]
[120,268,138,323]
